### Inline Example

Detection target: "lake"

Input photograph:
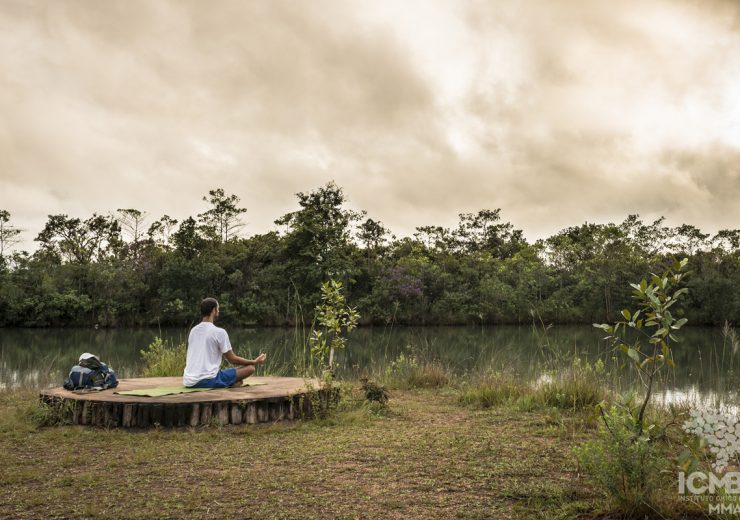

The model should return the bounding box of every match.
[1,325,738,405]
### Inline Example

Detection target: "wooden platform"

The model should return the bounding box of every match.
[39,376,335,428]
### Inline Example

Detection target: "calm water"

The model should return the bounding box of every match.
[1,325,738,404]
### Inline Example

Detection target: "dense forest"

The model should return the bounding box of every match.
[0,182,738,328]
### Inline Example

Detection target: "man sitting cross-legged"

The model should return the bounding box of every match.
[183,297,266,388]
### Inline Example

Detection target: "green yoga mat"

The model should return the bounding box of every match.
[116,381,267,397]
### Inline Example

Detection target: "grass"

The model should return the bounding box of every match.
[0,348,713,519]
[456,359,607,415]
[458,371,528,408]
[378,351,451,390]
[0,384,608,519]
[528,358,609,412]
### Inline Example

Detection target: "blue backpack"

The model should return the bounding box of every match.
[63,353,119,391]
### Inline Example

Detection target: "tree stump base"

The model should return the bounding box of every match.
[39,376,336,428]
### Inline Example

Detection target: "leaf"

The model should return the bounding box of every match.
[621,309,631,321]
[640,279,647,292]
[672,318,688,329]
[626,348,640,363]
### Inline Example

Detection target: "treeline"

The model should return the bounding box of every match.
[0,182,738,327]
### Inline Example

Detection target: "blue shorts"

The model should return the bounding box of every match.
[192,368,237,388]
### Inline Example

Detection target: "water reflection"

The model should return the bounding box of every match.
[0,325,736,405]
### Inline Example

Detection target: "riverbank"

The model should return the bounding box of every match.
[1,386,598,519]
[0,382,710,519]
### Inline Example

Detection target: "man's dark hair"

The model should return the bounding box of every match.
[200,297,219,317]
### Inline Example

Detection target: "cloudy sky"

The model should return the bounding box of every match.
[1,0,739,251]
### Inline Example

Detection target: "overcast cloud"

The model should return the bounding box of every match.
[1,0,739,250]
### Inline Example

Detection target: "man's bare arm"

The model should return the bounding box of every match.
[224,351,267,366]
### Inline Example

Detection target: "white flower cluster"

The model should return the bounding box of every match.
[683,409,740,472]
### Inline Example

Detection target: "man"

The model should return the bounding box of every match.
[183,297,266,388]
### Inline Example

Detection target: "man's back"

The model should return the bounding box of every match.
[183,322,232,387]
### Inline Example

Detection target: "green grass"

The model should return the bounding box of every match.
[458,358,609,415]
[378,351,451,390]
[529,375,607,413]
[458,371,528,408]
[404,361,450,388]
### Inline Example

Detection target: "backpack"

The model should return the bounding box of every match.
[63,353,119,391]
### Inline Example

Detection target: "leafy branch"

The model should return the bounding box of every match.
[309,279,360,374]
[594,258,690,436]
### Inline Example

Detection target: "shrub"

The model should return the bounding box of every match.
[140,336,187,377]
[577,260,691,516]
[360,377,389,404]
[574,404,670,516]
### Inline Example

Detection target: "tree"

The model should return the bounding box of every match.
[197,188,247,243]
[309,279,360,372]
[147,215,179,249]
[116,208,149,259]
[357,218,390,251]
[668,224,710,256]
[172,217,204,259]
[0,210,22,260]
[619,215,668,260]
[453,209,524,257]
[275,181,363,284]
[35,214,121,264]
[595,258,690,435]
[712,229,740,253]
[413,225,451,252]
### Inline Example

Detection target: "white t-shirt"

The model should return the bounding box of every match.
[182,322,232,387]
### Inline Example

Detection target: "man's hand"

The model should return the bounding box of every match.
[254,353,267,365]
